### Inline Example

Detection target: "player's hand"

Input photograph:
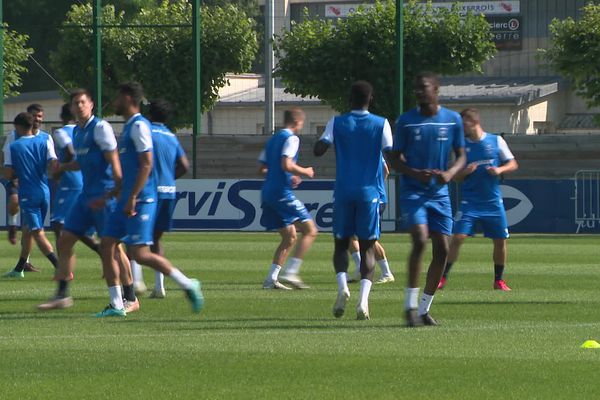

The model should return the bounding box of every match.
[89,197,106,210]
[414,169,433,183]
[106,186,121,201]
[304,167,315,179]
[465,163,478,174]
[435,171,452,184]
[291,175,302,188]
[486,166,501,176]
[124,196,137,217]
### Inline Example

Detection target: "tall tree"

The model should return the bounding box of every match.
[2,23,34,98]
[50,0,258,125]
[542,4,600,124]
[274,0,496,121]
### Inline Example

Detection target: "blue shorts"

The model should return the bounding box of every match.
[333,199,380,240]
[400,193,453,235]
[104,200,156,246]
[154,198,175,233]
[453,209,509,239]
[260,196,312,231]
[51,189,81,224]
[20,196,48,231]
[63,193,114,238]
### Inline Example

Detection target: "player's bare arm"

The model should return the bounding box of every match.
[281,157,314,178]
[124,151,153,217]
[175,154,190,179]
[387,150,433,183]
[103,149,122,199]
[487,158,519,176]
[436,147,466,184]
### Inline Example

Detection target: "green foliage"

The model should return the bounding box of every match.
[542,4,600,125]
[2,24,34,98]
[50,0,258,125]
[274,0,496,120]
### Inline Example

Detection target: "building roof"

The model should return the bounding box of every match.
[559,113,599,130]
[216,77,561,107]
[5,90,62,104]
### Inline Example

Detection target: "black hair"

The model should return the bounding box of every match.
[60,103,74,124]
[26,103,43,114]
[118,81,145,105]
[283,108,305,126]
[70,88,93,102]
[415,71,440,88]
[14,112,34,130]
[350,80,373,109]
[148,98,172,123]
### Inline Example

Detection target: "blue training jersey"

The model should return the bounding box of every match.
[461,132,514,212]
[260,129,298,202]
[120,113,156,203]
[322,111,392,202]
[9,134,56,200]
[393,106,465,196]
[151,123,185,200]
[54,124,83,191]
[73,116,115,199]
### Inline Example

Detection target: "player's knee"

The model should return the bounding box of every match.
[412,236,427,253]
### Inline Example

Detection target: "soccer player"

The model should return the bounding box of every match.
[2,104,49,273]
[2,113,59,278]
[387,72,466,327]
[37,89,130,311]
[439,108,518,290]
[259,108,317,290]
[99,82,203,317]
[348,156,394,284]
[314,81,393,320]
[50,103,99,253]
[131,99,190,298]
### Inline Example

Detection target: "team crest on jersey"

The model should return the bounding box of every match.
[484,143,494,157]
[413,128,421,141]
[437,127,449,141]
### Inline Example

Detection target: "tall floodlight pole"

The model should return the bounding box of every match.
[192,0,201,178]
[93,0,102,117]
[264,0,275,135]
[395,0,404,231]
[0,0,4,132]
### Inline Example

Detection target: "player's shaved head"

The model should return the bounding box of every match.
[416,71,440,89]
[350,81,373,109]
[284,108,305,126]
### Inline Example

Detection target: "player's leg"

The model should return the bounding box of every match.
[331,199,355,318]
[149,229,166,298]
[404,223,428,325]
[482,214,511,291]
[440,234,467,289]
[279,219,317,289]
[7,187,19,245]
[348,237,361,282]
[129,244,203,313]
[374,241,394,284]
[31,229,59,270]
[263,224,296,290]
[354,199,381,320]
[116,245,139,312]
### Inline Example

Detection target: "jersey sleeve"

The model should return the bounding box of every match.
[497,136,515,162]
[392,116,407,152]
[5,144,12,167]
[46,135,58,160]
[94,120,118,151]
[281,135,300,158]
[53,128,71,149]
[381,119,393,151]
[319,117,335,144]
[258,149,267,164]
[130,121,153,153]
[453,114,466,149]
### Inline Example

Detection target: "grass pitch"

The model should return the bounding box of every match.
[1,232,600,399]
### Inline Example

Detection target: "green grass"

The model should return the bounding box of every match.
[1,233,600,399]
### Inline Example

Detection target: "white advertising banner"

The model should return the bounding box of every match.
[325,1,519,18]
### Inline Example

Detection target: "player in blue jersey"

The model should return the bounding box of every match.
[259,108,317,290]
[38,89,132,311]
[98,82,203,317]
[439,108,518,291]
[388,72,466,327]
[2,104,50,273]
[314,81,393,320]
[348,156,394,284]
[2,113,60,278]
[50,103,100,253]
[131,99,190,298]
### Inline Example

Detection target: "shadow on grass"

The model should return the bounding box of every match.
[441,300,572,306]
